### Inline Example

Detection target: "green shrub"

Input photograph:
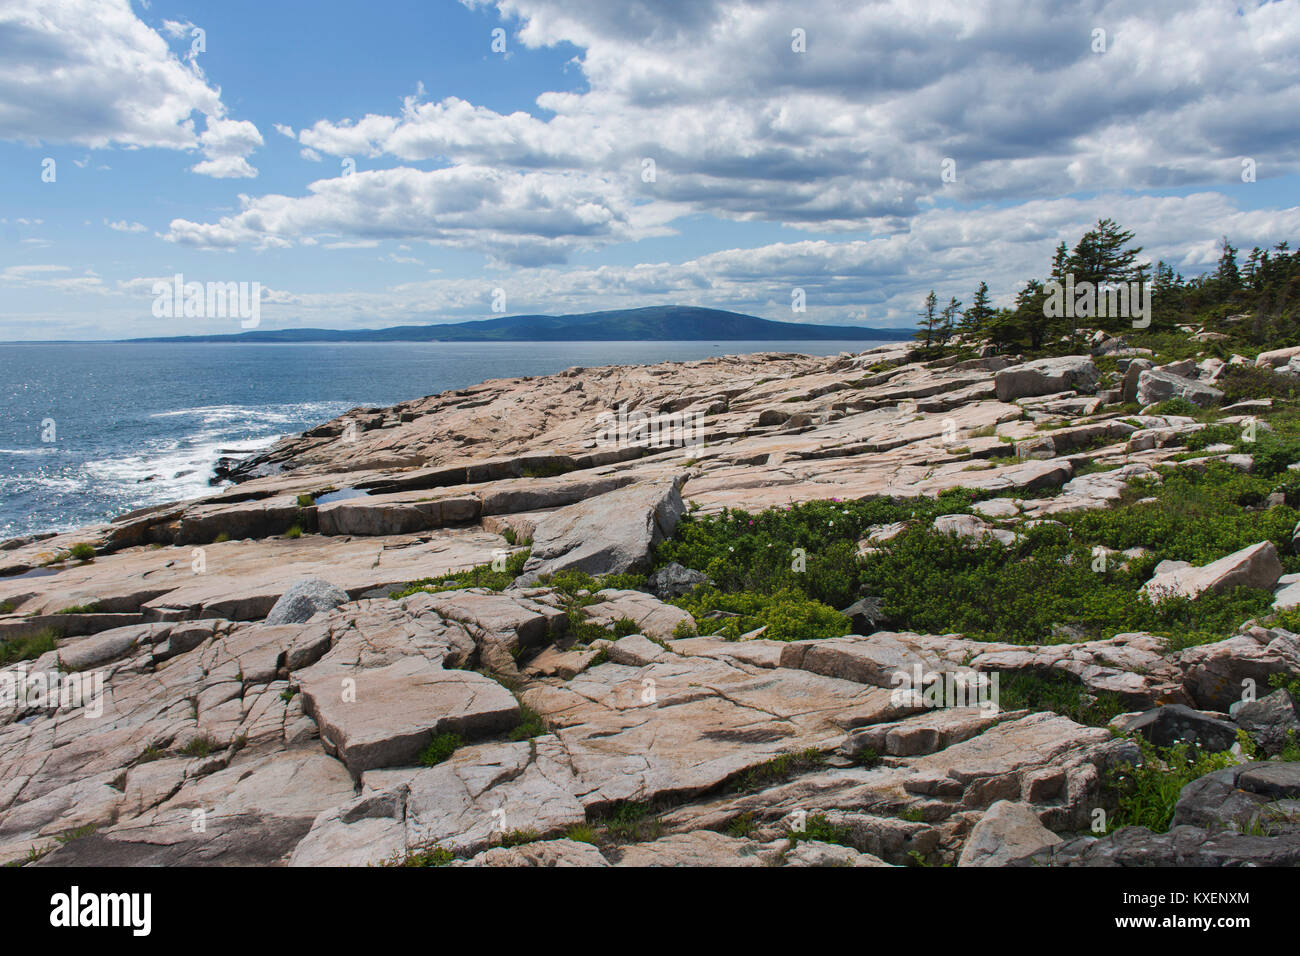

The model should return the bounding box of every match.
[997,671,1126,727]
[54,603,99,615]
[178,735,220,758]
[389,845,455,867]
[1109,737,1238,833]
[508,703,546,741]
[1149,397,1201,417]
[564,823,597,844]
[494,829,540,848]
[675,587,848,641]
[0,629,57,665]
[1219,365,1300,405]
[391,550,530,598]
[418,732,462,767]
[67,542,96,562]
[789,813,854,847]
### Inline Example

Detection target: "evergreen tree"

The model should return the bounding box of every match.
[1013,279,1052,350]
[1067,218,1145,287]
[938,296,962,344]
[1050,241,1069,282]
[914,290,939,349]
[1215,237,1241,294]
[961,281,994,338]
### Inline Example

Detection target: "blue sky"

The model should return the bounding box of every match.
[2,0,1300,340]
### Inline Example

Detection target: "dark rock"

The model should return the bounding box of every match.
[841,596,886,634]
[1231,688,1300,755]
[1114,704,1238,752]
[1010,824,1300,866]
[1170,761,1299,831]
[647,562,711,599]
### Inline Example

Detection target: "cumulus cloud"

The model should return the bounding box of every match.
[0,0,260,174]
[164,165,682,264]
[190,116,263,178]
[164,0,1300,261]
[156,192,1300,329]
[276,0,1300,229]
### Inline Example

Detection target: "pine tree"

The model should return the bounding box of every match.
[914,290,939,349]
[938,296,962,344]
[1013,279,1052,350]
[1215,237,1241,294]
[961,281,994,338]
[1067,218,1145,287]
[1051,241,1069,282]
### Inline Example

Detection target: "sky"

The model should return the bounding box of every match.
[1,0,1299,340]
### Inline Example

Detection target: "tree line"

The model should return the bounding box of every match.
[913,218,1300,353]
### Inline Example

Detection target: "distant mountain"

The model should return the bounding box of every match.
[127,306,908,343]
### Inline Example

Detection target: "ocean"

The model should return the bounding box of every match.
[0,340,897,539]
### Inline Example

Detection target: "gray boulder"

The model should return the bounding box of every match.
[1113,703,1238,752]
[841,596,886,635]
[957,800,1062,867]
[994,356,1099,401]
[1119,358,1154,403]
[647,562,710,599]
[1010,823,1300,866]
[1136,369,1224,408]
[517,478,686,584]
[1231,688,1300,755]
[1172,761,1300,831]
[264,577,349,625]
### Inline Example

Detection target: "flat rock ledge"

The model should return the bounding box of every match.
[1,345,1296,867]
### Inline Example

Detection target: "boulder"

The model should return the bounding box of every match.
[841,596,887,634]
[933,513,1017,546]
[459,839,609,867]
[1135,369,1224,408]
[646,562,710,599]
[1011,823,1300,866]
[582,589,694,641]
[1120,358,1153,403]
[264,578,349,625]
[1178,629,1300,711]
[1140,541,1282,604]
[1112,704,1238,752]
[1230,689,1300,756]
[1255,345,1300,368]
[517,479,685,583]
[994,357,1099,401]
[957,800,1062,866]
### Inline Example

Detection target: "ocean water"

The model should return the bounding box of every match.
[0,340,897,539]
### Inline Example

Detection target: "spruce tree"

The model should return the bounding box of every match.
[961,281,994,338]
[914,290,939,349]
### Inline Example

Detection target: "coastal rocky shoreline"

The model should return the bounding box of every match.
[3,335,1300,867]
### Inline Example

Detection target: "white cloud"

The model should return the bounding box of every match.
[281,0,1300,230]
[156,193,1300,330]
[106,220,147,232]
[164,165,681,264]
[0,0,260,175]
[190,116,263,178]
